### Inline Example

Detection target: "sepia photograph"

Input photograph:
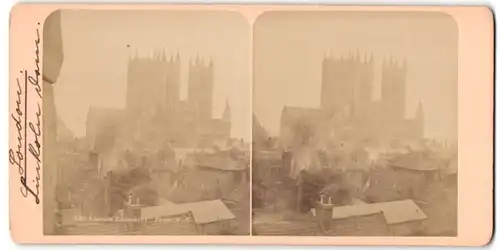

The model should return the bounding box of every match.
[252,11,458,237]
[8,3,494,245]
[43,9,252,235]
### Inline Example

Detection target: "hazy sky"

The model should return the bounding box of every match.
[253,11,458,142]
[52,10,251,140]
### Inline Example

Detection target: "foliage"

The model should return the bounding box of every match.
[298,168,351,212]
[107,167,153,215]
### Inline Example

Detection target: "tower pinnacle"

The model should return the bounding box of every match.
[222,97,231,121]
[416,100,425,138]
[416,101,424,120]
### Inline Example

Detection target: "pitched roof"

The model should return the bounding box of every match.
[388,151,442,171]
[332,199,427,225]
[140,199,235,225]
[193,153,248,171]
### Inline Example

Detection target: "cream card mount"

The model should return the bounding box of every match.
[8,4,493,246]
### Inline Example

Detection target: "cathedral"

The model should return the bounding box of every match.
[124,51,232,148]
[86,50,232,155]
[280,51,424,150]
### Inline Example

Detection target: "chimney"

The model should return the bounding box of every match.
[316,194,334,230]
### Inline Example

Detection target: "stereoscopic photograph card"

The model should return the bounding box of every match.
[8,4,493,246]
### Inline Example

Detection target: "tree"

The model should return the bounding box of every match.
[107,167,153,215]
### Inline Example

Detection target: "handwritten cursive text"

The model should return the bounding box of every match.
[9,23,43,205]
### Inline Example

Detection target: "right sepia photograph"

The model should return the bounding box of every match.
[251,11,458,237]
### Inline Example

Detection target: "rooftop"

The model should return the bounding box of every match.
[388,151,444,172]
[331,199,427,225]
[140,199,235,225]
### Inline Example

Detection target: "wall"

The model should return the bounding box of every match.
[329,213,390,236]
[200,219,237,235]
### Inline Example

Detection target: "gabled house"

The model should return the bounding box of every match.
[329,199,427,236]
[134,199,236,235]
[364,150,446,203]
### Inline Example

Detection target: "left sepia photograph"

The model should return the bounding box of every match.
[43,9,252,235]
